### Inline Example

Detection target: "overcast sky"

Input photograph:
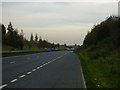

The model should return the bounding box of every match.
[1,0,118,45]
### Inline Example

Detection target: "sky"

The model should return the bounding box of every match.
[1,0,119,45]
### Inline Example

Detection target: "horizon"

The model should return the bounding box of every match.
[1,1,118,45]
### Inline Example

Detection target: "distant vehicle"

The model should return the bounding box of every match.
[43,48,48,50]
[55,48,59,50]
[66,48,75,51]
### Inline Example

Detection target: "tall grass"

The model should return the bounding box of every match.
[75,50,119,88]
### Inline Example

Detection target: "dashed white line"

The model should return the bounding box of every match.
[43,64,46,66]
[1,52,69,89]
[19,75,26,78]
[10,79,18,83]
[10,61,16,64]
[32,69,36,72]
[47,61,50,63]
[45,62,49,65]
[27,72,31,74]
[40,65,43,67]
[36,67,40,69]
[0,84,8,89]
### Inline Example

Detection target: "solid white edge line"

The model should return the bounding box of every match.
[0,84,8,89]
[19,75,26,78]
[76,55,87,88]
[10,79,18,83]
[81,68,87,88]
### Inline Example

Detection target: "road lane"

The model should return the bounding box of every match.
[2,51,85,88]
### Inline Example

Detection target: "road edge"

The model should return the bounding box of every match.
[74,52,87,88]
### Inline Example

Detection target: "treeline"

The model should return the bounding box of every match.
[77,16,120,88]
[83,16,120,46]
[1,22,61,50]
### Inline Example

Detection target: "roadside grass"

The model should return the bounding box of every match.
[76,52,97,88]
[2,44,19,51]
[2,49,62,57]
[2,51,45,57]
[75,51,118,88]
[0,45,2,51]
[22,46,41,51]
[2,44,63,57]
[2,44,41,51]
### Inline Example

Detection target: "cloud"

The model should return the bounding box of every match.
[2,0,119,3]
[2,2,118,45]
[22,23,93,45]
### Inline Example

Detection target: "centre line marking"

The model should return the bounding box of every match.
[19,75,26,78]
[0,84,8,89]
[27,72,31,74]
[37,67,40,69]
[10,79,18,83]
[32,69,36,72]
[10,61,16,64]
[40,65,43,67]
[43,64,46,66]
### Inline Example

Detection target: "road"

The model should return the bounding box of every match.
[1,51,86,88]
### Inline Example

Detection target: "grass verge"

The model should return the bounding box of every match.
[75,51,118,88]
[2,50,62,57]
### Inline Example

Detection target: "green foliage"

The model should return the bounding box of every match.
[83,16,120,46]
[2,22,62,51]
[76,16,120,88]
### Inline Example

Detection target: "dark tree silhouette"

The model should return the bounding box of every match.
[7,22,14,34]
[2,24,6,35]
[35,33,38,42]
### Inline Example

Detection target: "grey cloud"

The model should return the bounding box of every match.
[2,2,118,45]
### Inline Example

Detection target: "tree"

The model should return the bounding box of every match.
[19,30,24,50]
[30,33,34,42]
[2,24,6,35]
[7,22,14,34]
[35,33,38,42]
[6,22,14,46]
[56,43,60,48]
[1,24,6,44]
[37,36,42,48]
[64,44,67,47]
[30,33,34,48]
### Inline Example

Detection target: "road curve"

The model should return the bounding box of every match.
[1,51,85,88]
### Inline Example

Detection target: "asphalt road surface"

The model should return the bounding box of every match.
[1,51,86,88]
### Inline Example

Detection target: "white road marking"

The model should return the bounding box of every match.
[32,69,36,72]
[19,75,26,78]
[53,59,56,61]
[2,52,69,88]
[43,64,46,66]
[36,67,40,69]
[0,84,8,89]
[10,79,18,83]
[45,62,49,65]
[27,72,31,74]
[40,65,43,67]
[47,62,50,64]
[10,61,16,64]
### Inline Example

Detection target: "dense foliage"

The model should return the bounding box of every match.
[1,22,62,50]
[77,16,120,88]
[83,16,120,46]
